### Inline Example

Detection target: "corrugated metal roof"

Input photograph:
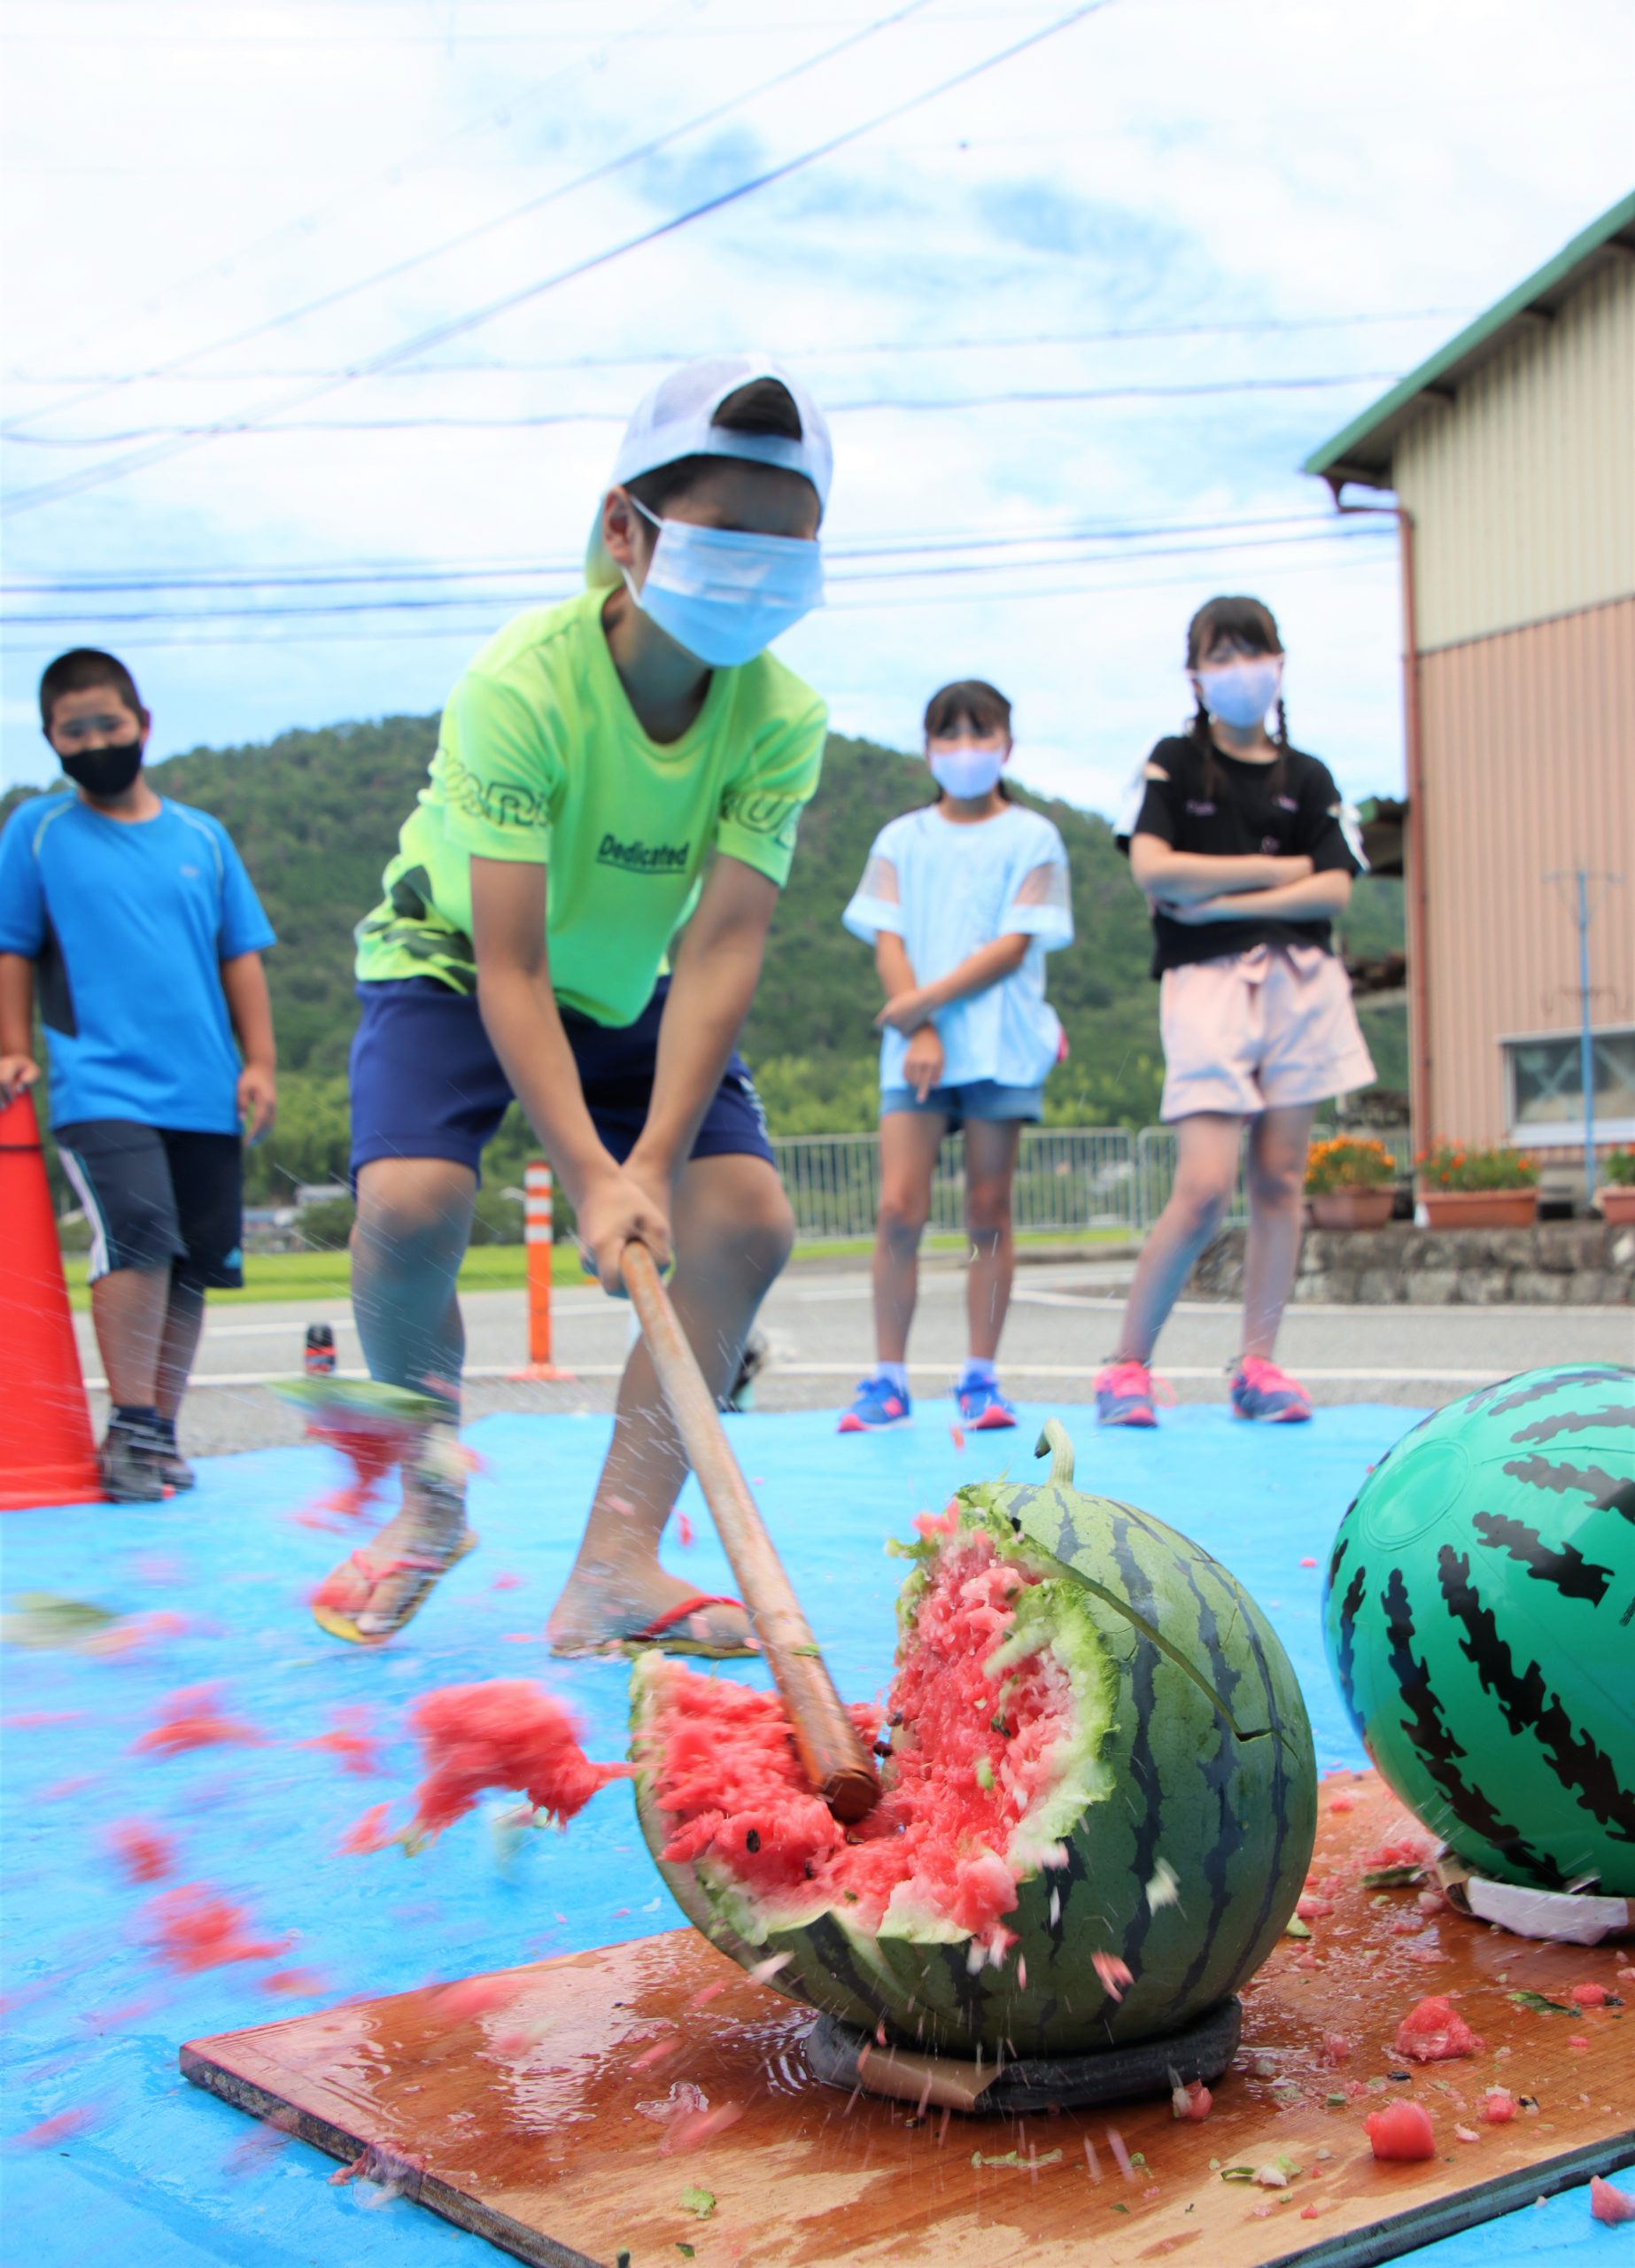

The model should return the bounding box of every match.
[1301,190,1635,490]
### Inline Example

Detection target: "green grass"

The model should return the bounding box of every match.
[62,1225,1132,1309]
[63,1242,554,1311]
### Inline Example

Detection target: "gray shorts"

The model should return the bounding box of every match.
[55,1119,244,1288]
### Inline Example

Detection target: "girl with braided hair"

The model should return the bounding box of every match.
[1098,595,1374,1426]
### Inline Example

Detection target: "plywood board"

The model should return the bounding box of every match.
[183,1774,1634,2268]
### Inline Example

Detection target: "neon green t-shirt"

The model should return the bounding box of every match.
[354,587,827,1025]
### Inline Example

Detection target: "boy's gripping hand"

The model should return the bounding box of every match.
[577,1160,674,1296]
[0,1052,41,1107]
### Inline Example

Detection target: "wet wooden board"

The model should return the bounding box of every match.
[182,1774,1634,2268]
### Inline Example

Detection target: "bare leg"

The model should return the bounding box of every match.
[1240,1103,1318,1360]
[327,1157,477,1635]
[872,1111,946,1364]
[962,1117,1022,1363]
[154,1275,206,1424]
[351,1155,473,1403]
[89,1263,170,1408]
[1111,1114,1244,1364]
[546,1153,794,1653]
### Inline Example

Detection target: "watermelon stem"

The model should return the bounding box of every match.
[1034,1420,1076,1487]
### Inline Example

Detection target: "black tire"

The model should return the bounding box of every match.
[802,1995,1243,2113]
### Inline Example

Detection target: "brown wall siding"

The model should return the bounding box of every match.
[1415,594,1635,1147]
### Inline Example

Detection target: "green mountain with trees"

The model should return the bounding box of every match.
[3,719,1405,1208]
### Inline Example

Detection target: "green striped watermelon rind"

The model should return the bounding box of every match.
[631,1464,1318,2059]
[1321,1362,1635,1897]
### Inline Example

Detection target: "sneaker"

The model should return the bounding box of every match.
[98,1423,170,1503]
[720,1331,768,1415]
[955,1379,1018,1430]
[1229,1355,1313,1424]
[1094,1359,1159,1428]
[152,1443,197,1491]
[838,1374,912,1433]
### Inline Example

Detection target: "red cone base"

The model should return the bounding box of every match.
[0,1091,103,1509]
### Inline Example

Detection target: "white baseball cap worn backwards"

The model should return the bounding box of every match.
[585,353,832,587]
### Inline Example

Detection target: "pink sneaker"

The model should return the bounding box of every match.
[1094,1360,1160,1427]
[1229,1355,1313,1423]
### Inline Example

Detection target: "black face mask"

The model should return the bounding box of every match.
[60,740,143,801]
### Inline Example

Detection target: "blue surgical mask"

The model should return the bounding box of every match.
[1196,655,1282,729]
[928,740,1008,799]
[624,496,823,667]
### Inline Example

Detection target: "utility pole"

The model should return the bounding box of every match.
[1546,867,1623,1205]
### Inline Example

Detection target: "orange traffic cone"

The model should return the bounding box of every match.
[0,1089,103,1509]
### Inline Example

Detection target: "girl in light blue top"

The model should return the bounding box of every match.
[840,680,1073,1433]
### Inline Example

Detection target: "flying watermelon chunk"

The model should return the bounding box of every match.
[632,1422,1316,2061]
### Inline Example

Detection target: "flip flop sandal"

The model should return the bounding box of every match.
[552,1591,757,1662]
[311,1530,479,1648]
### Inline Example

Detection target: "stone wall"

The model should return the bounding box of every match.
[1188,1220,1635,1306]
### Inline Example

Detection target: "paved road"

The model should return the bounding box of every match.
[75,1254,1633,1456]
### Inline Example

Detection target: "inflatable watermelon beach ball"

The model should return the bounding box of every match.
[1323,1363,1635,1896]
[632,1422,1317,2062]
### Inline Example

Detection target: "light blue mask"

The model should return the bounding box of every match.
[1197,656,1282,729]
[624,497,823,667]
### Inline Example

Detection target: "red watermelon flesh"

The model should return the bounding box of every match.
[643,1534,1082,1961]
[408,1680,632,1844]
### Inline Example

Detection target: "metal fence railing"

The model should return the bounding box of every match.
[1134,1126,1415,1233]
[770,1125,1414,1244]
[771,1127,1136,1243]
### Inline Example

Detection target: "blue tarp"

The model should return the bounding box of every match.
[2,1405,1627,2263]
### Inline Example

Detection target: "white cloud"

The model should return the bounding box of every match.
[3,0,1629,824]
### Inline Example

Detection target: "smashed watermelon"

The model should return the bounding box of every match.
[632,1424,1316,2059]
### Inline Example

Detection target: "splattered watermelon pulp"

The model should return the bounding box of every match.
[632,1425,1317,2060]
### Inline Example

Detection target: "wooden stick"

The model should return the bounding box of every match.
[621,1240,879,1825]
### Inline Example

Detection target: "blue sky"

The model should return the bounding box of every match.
[3,0,1630,816]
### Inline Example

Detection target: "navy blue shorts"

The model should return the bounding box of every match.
[347,976,774,1184]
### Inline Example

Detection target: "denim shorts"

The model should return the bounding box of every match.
[348,975,774,1183]
[879,1079,1044,1129]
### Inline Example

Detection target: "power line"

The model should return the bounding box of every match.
[0,372,1403,450]
[4,0,937,442]
[3,309,1468,389]
[1,0,1118,520]
[0,509,1394,595]
[0,522,1391,630]
[0,9,1031,37]
[4,0,693,383]
[0,551,1399,658]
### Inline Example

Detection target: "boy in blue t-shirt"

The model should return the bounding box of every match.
[0,649,277,1502]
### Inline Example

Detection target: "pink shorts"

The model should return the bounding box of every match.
[1158,944,1375,1122]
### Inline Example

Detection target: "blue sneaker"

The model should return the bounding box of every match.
[838,1374,912,1433]
[1229,1355,1312,1423]
[955,1379,1018,1431]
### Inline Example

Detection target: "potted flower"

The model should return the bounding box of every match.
[1416,1142,1539,1230]
[1598,1146,1635,1226]
[1305,1136,1398,1230]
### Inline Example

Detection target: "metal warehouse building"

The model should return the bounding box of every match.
[1305,191,1634,1192]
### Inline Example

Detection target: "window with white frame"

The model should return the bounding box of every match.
[1503,1027,1635,1146]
